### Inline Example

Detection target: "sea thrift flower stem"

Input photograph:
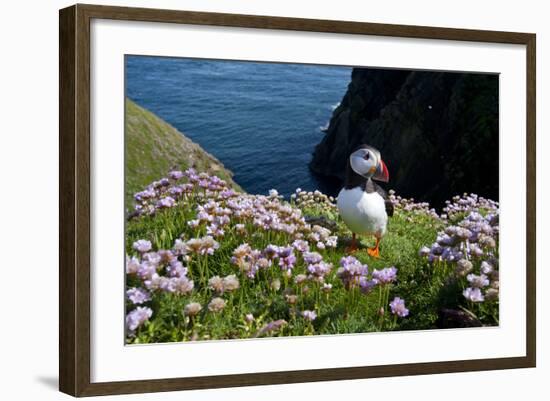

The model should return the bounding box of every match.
[228,293,235,320]
[316,283,321,309]
[345,288,351,318]
[196,259,204,285]
[377,286,383,312]
[239,284,245,306]
[202,257,209,286]
[355,287,359,311]
[186,316,196,339]
[385,287,391,314]
[378,287,391,331]
[348,288,354,315]
[203,256,210,281]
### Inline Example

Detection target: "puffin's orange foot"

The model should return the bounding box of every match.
[367,247,380,258]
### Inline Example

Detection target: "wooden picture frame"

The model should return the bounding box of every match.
[59,3,536,397]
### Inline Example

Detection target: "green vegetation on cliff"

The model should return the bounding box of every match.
[125,99,241,208]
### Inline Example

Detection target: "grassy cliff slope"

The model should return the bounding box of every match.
[125,98,241,208]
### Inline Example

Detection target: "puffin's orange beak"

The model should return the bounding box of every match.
[373,159,389,182]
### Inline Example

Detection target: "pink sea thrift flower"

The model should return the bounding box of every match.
[126,287,151,305]
[133,239,152,253]
[389,297,409,317]
[126,307,153,333]
[463,287,485,302]
[302,310,317,321]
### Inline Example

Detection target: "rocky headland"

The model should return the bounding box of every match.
[309,69,499,208]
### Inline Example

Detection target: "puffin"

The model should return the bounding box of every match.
[336,144,393,257]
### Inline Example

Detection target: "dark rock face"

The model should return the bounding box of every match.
[310,69,499,208]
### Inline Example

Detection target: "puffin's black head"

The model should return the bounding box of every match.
[344,144,389,189]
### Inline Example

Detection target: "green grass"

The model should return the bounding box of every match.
[125,98,241,209]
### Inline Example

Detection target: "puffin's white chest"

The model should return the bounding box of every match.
[337,187,388,236]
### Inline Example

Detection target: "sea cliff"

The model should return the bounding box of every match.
[309,69,499,207]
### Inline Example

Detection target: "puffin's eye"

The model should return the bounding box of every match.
[363,152,370,160]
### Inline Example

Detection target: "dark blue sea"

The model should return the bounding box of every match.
[125,56,351,197]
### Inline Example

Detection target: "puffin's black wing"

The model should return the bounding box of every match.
[367,180,394,217]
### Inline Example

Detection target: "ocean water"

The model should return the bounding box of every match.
[125,56,351,197]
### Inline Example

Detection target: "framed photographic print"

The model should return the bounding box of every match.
[59,4,536,397]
